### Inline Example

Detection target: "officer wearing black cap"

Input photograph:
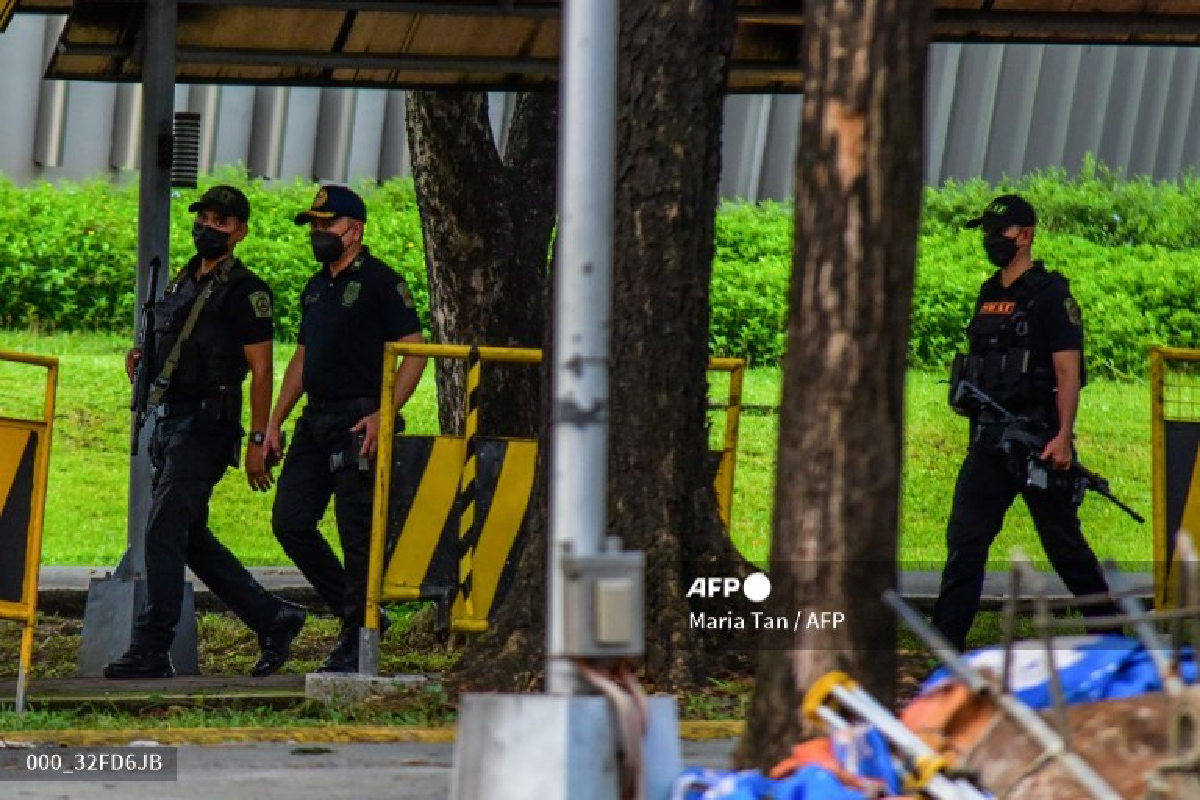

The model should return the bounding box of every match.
[105,185,307,679]
[932,193,1117,651]
[267,184,427,672]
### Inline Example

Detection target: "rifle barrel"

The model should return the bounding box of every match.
[130,257,161,456]
[1099,490,1146,523]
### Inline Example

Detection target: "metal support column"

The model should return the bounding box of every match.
[546,0,620,698]
[453,2,679,798]
[78,0,198,677]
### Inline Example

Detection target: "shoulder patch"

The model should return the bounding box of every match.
[248,290,273,319]
[397,279,415,309]
[1064,296,1082,326]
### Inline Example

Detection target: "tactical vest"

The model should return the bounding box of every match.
[151,259,251,400]
[949,268,1070,419]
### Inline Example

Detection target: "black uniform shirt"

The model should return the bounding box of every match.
[297,248,422,401]
[157,257,274,400]
[175,255,275,347]
[970,261,1083,432]
[971,261,1083,366]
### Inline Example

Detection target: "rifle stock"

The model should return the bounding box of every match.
[130,257,161,456]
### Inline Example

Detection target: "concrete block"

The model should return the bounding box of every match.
[451,693,682,800]
[304,672,428,707]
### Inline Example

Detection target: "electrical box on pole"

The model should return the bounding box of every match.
[561,538,643,658]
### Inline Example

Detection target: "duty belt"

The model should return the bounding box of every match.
[156,386,238,419]
[304,396,378,415]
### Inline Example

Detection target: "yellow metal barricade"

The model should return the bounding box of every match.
[708,357,746,530]
[366,344,746,636]
[1151,346,1200,608]
[366,344,541,637]
[0,350,58,712]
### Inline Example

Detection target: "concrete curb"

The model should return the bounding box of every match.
[0,720,744,747]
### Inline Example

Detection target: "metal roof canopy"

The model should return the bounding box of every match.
[17,0,800,93]
[14,1,1200,96]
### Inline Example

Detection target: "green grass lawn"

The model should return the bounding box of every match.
[0,330,1153,572]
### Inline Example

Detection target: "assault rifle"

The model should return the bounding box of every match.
[130,257,161,456]
[951,380,1145,524]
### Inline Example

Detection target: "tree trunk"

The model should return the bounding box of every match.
[737,0,931,770]
[405,91,557,438]
[406,91,556,691]
[606,0,744,690]
[451,0,745,693]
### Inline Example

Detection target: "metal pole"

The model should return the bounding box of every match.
[120,0,175,579]
[547,0,618,696]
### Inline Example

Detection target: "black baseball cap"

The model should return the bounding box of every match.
[293,185,367,225]
[964,194,1037,233]
[188,184,250,223]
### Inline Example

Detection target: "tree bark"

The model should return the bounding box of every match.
[605,0,744,690]
[737,0,932,770]
[450,0,746,693]
[406,91,557,692]
[405,91,557,438]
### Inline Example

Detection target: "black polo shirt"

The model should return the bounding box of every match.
[297,248,422,401]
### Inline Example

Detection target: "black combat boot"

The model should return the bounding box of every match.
[251,601,308,678]
[317,613,390,673]
[104,648,175,680]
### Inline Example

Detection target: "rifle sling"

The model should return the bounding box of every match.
[147,257,235,409]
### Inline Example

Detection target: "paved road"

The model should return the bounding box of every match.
[2,739,738,800]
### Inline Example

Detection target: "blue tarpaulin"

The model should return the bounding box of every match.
[921,635,1195,709]
[670,726,900,800]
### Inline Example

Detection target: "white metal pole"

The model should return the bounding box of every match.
[547,0,618,696]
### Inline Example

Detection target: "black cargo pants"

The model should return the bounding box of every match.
[271,398,377,629]
[931,444,1118,652]
[132,410,282,653]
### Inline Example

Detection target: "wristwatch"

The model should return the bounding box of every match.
[249,431,266,445]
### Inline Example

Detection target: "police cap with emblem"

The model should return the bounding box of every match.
[293,185,367,225]
[188,185,250,223]
[964,194,1037,234]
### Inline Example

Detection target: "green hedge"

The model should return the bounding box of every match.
[0,175,428,342]
[3,163,1200,378]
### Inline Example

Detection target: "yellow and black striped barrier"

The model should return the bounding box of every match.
[365,344,746,635]
[0,350,58,712]
[1152,346,1200,607]
[0,0,17,33]
[455,346,483,629]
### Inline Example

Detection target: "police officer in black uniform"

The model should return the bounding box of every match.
[105,185,307,680]
[267,185,426,673]
[932,194,1118,652]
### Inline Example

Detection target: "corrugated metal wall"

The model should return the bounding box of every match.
[4,14,1200,198]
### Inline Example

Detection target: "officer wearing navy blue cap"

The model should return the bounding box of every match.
[932,194,1117,651]
[266,184,427,672]
[105,184,307,680]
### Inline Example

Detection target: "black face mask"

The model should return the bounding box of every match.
[310,231,346,264]
[192,222,232,260]
[983,232,1019,267]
